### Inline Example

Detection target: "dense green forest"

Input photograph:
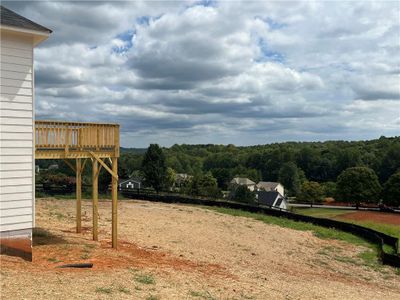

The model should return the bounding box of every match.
[119,136,400,187]
[36,136,400,205]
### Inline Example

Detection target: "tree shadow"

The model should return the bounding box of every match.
[33,227,68,246]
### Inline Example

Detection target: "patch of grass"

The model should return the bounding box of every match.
[312,258,329,266]
[358,248,381,268]
[146,295,159,300]
[128,267,140,273]
[117,286,130,294]
[345,221,400,239]
[333,255,360,266]
[85,243,96,249]
[81,244,93,260]
[47,257,62,263]
[317,245,339,256]
[134,273,155,285]
[189,290,217,300]
[294,208,351,218]
[95,286,113,294]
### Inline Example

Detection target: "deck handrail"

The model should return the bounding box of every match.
[35,120,119,154]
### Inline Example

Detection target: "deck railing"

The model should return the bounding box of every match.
[35,120,119,156]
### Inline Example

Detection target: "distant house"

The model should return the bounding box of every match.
[256,181,284,196]
[119,178,142,190]
[175,173,193,187]
[256,191,287,210]
[230,177,256,191]
[48,164,59,171]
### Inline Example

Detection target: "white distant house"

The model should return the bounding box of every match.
[0,6,51,259]
[256,191,288,210]
[118,178,142,190]
[256,181,285,196]
[175,173,193,188]
[230,177,256,191]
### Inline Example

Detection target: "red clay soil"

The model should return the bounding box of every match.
[1,237,233,279]
[337,211,400,225]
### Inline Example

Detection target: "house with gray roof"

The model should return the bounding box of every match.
[256,181,284,196]
[256,191,287,210]
[230,177,256,191]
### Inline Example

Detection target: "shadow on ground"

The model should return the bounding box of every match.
[33,228,68,246]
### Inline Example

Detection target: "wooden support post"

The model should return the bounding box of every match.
[92,159,99,241]
[112,157,118,248]
[76,158,82,233]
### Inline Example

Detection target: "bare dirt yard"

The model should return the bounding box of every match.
[336,211,400,225]
[1,198,399,299]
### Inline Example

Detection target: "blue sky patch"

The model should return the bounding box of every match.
[257,38,285,63]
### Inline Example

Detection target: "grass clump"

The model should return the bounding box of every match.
[146,295,159,300]
[117,286,130,294]
[80,244,92,260]
[135,273,155,285]
[95,286,113,294]
[189,290,217,299]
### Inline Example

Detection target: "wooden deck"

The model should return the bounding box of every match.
[34,120,120,248]
[35,120,119,159]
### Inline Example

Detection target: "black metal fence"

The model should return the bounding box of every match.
[121,189,400,268]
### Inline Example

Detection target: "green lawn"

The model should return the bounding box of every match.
[293,208,400,239]
[292,208,351,218]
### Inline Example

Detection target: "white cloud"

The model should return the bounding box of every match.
[3,0,399,147]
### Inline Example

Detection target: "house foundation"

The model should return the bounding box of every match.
[0,229,32,261]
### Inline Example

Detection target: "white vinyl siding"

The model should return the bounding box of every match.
[0,32,34,232]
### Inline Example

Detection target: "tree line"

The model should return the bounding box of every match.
[135,137,400,207]
[36,136,400,207]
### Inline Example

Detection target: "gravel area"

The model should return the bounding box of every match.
[1,198,399,299]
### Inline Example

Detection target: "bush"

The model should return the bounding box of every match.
[336,167,381,208]
[321,181,336,198]
[297,181,324,205]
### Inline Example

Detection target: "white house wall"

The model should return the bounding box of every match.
[0,31,34,234]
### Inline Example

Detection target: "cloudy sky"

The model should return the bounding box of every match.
[5,1,400,147]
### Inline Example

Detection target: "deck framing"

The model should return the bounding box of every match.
[34,120,120,248]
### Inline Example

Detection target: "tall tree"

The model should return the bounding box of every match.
[141,144,167,192]
[297,181,325,206]
[336,167,381,208]
[379,143,400,183]
[165,167,176,191]
[382,172,400,207]
[278,162,304,196]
